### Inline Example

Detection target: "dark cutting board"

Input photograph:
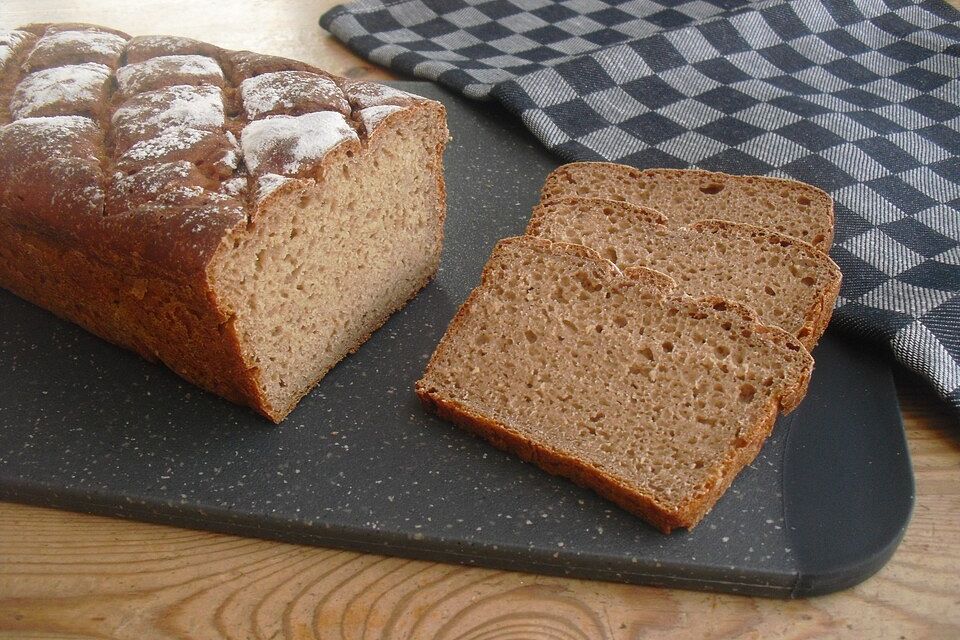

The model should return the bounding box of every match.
[0,83,913,598]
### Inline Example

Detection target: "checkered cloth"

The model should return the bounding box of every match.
[322,0,960,418]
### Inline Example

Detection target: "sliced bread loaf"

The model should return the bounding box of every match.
[0,24,449,422]
[527,197,841,350]
[540,163,835,252]
[416,236,812,532]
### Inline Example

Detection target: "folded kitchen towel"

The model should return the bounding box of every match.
[322,0,960,418]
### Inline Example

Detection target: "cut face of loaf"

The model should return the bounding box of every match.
[0,24,448,422]
[417,237,813,533]
[541,162,835,252]
[209,103,447,421]
[527,197,841,350]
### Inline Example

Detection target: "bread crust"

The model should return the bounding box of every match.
[417,237,813,532]
[0,23,448,422]
[0,216,262,409]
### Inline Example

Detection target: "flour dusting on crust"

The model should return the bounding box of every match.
[26,29,127,70]
[0,30,31,68]
[222,176,248,197]
[112,84,225,151]
[112,160,193,199]
[116,55,224,96]
[114,85,225,132]
[345,81,425,109]
[255,173,295,201]
[240,71,350,119]
[110,160,232,210]
[119,127,210,163]
[240,112,358,175]
[0,30,30,49]
[2,114,98,140]
[10,63,111,120]
[222,131,241,171]
[358,105,405,135]
[39,30,126,55]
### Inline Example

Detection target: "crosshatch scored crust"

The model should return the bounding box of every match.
[417,237,813,533]
[527,196,841,351]
[0,23,449,422]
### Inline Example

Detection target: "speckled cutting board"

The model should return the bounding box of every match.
[0,83,913,598]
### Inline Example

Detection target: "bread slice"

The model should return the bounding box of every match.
[0,24,449,422]
[416,236,812,533]
[540,162,835,252]
[527,197,841,351]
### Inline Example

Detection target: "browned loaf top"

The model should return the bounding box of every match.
[0,23,449,421]
[417,236,812,533]
[540,162,835,252]
[527,197,841,351]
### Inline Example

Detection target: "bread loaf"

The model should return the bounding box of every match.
[417,236,812,532]
[0,23,449,422]
[540,162,835,252]
[527,197,841,350]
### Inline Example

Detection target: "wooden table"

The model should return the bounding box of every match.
[1,1,958,638]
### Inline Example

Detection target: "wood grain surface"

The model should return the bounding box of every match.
[1,1,959,638]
